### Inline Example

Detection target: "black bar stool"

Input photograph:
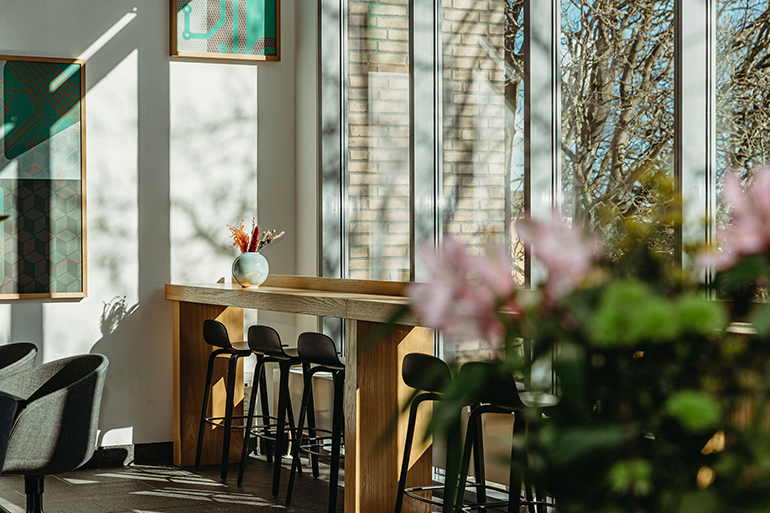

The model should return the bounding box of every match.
[195,319,255,481]
[286,331,345,513]
[395,353,490,513]
[237,325,305,497]
[451,362,557,513]
[395,353,452,513]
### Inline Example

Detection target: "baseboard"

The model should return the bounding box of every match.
[81,441,174,468]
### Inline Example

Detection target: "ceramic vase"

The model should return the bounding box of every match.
[232,252,269,287]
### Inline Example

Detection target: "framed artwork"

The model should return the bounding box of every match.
[0,55,86,299]
[170,0,281,62]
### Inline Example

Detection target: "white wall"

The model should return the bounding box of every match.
[0,0,316,447]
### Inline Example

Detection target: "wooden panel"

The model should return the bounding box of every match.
[345,297,419,327]
[166,284,348,318]
[345,320,433,513]
[173,301,244,466]
[165,282,419,324]
[263,274,410,296]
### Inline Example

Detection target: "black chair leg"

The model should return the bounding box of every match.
[220,354,239,481]
[258,357,274,464]
[238,358,266,485]
[454,408,482,513]
[525,484,536,513]
[304,362,320,478]
[287,369,314,505]
[328,372,344,513]
[508,416,524,513]
[272,361,291,496]
[395,395,423,513]
[24,475,44,513]
[195,350,220,470]
[473,412,487,509]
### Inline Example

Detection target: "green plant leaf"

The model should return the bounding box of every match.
[749,302,770,338]
[678,490,720,513]
[608,459,652,496]
[592,280,679,346]
[665,390,722,432]
[677,294,728,334]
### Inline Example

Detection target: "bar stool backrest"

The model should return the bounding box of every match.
[202,320,235,349]
[247,325,285,356]
[459,361,525,409]
[297,332,343,369]
[402,353,451,393]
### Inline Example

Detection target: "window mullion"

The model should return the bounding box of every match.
[676,0,713,276]
[525,0,559,288]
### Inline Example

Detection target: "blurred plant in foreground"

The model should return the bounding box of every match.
[405,169,770,513]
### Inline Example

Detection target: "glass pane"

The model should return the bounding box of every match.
[441,0,525,361]
[560,0,675,257]
[716,0,770,229]
[346,0,412,281]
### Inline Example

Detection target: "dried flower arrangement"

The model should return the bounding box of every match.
[227,218,284,253]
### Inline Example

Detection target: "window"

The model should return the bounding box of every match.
[319,0,767,337]
[560,0,675,257]
[346,0,412,281]
[715,0,770,231]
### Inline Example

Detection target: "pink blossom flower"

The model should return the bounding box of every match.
[406,238,518,345]
[516,216,601,301]
[700,168,770,271]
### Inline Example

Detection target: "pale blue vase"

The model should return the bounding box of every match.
[232,252,269,287]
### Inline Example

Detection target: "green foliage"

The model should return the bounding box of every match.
[665,391,722,432]
[430,203,770,513]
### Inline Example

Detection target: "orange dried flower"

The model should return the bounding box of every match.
[227,219,249,253]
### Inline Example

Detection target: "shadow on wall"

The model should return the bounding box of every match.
[90,296,139,448]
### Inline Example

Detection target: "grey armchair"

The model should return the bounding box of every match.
[0,391,18,476]
[0,343,37,379]
[0,354,108,513]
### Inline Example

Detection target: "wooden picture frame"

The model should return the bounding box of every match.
[170,0,281,62]
[0,55,87,299]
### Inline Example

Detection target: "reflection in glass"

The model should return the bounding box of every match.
[441,0,524,268]
[441,0,525,361]
[346,0,411,281]
[716,0,770,230]
[560,0,675,257]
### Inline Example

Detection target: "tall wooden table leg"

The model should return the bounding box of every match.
[344,320,434,513]
[172,301,245,467]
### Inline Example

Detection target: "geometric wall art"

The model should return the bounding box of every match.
[170,0,281,62]
[0,55,86,299]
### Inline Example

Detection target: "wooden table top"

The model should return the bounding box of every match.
[165,275,422,326]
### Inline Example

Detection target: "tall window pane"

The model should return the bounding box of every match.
[347,0,411,281]
[441,0,524,264]
[716,0,770,228]
[441,0,525,360]
[560,0,675,255]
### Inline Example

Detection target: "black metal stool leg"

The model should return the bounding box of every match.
[454,407,483,513]
[195,350,219,470]
[328,371,344,513]
[304,362,320,478]
[272,361,292,496]
[258,357,274,464]
[508,415,524,513]
[287,368,314,505]
[525,483,536,513]
[473,412,488,509]
[395,394,423,513]
[220,353,239,481]
[285,377,302,476]
[238,358,266,485]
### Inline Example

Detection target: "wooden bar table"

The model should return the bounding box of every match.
[166,275,433,513]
